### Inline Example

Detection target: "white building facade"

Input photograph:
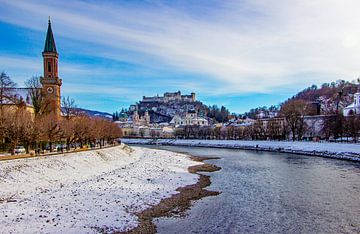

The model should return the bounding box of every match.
[343,92,360,116]
[170,111,208,127]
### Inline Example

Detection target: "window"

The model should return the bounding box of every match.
[48,61,51,73]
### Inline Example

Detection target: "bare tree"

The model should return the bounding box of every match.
[25,76,46,116]
[266,118,285,140]
[150,129,157,139]
[213,126,221,139]
[322,114,344,140]
[0,71,17,109]
[39,113,61,152]
[344,115,360,142]
[174,127,185,139]
[139,128,146,138]
[280,99,309,141]
[73,115,92,148]
[252,120,266,140]
[62,96,77,119]
[60,118,77,150]
[3,106,33,154]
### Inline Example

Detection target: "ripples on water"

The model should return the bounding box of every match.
[138,146,360,234]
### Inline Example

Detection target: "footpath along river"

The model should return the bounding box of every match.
[137,145,360,234]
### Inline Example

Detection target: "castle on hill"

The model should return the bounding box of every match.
[125,90,206,124]
[141,91,196,104]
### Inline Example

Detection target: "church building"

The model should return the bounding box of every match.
[3,19,62,116]
[40,18,62,116]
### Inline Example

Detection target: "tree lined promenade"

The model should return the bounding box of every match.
[0,141,120,161]
[0,72,122,155]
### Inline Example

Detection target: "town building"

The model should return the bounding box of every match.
[132,110,150,126]
[2,19,62,116]
[343,88,360,116]
[40,18,62,116]
[1,88,35,115]
[170,110,208,127]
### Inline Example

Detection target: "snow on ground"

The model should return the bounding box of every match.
[0,144,201,233]
[122,139,360,161]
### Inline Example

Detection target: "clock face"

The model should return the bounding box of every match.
[47,87,54,94]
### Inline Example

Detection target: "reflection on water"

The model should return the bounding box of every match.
[139,145,360,234]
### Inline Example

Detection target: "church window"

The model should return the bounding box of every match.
[48,61,51,73]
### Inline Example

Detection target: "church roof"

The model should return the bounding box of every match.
[2,88,36,106]
[43,19,57,53]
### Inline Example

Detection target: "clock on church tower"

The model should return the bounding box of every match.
[40,18,62,116]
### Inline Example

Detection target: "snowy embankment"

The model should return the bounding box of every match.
[0,144,201,233]
[122,139,360,162]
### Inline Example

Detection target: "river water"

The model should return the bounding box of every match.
[139,145,360,234]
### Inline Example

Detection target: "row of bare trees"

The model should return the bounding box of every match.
[1,108,122,154]
[172,99,360,142]
[173,114,360,142]
[173,121,286,140]
[280,99,360,141]
[0,72,122,154]
[322,114,360,141]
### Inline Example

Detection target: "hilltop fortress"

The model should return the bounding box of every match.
[141,91,196,103]
[124,91,205,124]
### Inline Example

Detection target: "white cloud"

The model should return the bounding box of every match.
[1,0,360,95]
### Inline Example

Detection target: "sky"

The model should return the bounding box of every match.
[1,0,360,114]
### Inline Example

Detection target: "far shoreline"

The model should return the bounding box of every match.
[122,139,360,162]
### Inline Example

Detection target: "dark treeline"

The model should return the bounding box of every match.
[174,121,286,141]
[173,99,360,142]
[243,105,279,119]
[206,105,230,123]
[172,114,360,142]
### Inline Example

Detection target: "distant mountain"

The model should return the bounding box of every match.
[61,107,113,119]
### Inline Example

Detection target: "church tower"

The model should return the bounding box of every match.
[40,18,62,116]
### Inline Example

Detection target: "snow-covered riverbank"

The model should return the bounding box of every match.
[0,144,201,233]
[122,139,360,162]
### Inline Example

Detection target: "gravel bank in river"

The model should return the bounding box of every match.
[126,155,221,234]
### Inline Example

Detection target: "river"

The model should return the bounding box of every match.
[136,145,360,234]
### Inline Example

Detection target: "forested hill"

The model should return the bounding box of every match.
[243,80,359,118]
[285,80,358,114]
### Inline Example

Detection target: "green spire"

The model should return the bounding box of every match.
[43,17,57,53]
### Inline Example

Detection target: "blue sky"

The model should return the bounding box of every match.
[1,0,360,114]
